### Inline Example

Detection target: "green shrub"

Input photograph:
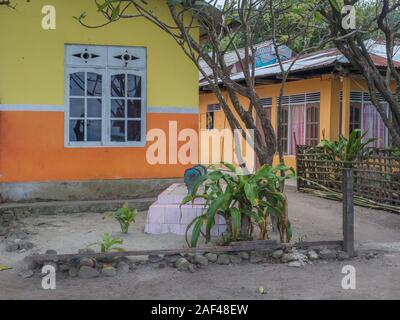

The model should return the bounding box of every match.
[181,162,295,247]
[114,202,137,233]
[318,129,375,163]
[89,233,125,253]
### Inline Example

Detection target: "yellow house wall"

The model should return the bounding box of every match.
[0,0,199,183]
[0,0,198,108]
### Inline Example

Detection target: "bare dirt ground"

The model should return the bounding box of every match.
[1,185,400,300]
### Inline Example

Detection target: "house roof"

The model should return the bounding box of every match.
[199,45,400,88]
[199,40,274,80]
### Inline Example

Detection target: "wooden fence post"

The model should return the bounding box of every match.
[342,168,355,256]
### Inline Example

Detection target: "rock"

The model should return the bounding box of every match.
[337,251,350,261]
[78,266,99,279]
[281,253,297,263]
[249,251,264,264]
[19,270,34,279]
[129,264,137,271]
[184,253,196,263]
[158,262,166,269]
[19,241,34,250]
[116,261,130,273]
[216,254,230,265]
[188,264,196,273]
[193,254,208,266]
[0,226,9,237]
[319,249,337,260]
[58,264,70,272]
[79,257,96,268]
[69,267,79,277]
[102,266,117,277]
[229,254,242,264]
[148,254,163,263]
[5,242,19,252]
[78,248,96,255]
[272,249,284,259]
[43,262,58,272]
[24,256,38,270]
[307,250,319,261]
[8,230,28,240]
[205,253,218,263]
[176,258,190,271]
[164,254,181,263]
[45,249,57,255]
[366,252,376,260]
[288,261,302,268]
[239,252,249,260]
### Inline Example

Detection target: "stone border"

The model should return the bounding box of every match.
[21,243,354,279]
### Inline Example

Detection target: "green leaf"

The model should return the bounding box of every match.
[110,4,121,21]
[189,215,206,248]
[244,183,258,205]
[230,207,241,240]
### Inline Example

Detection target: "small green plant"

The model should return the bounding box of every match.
[318,129,375,163]
[88,233,125,253]
[114,202,137,233]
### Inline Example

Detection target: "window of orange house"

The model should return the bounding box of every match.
[278,92,320,155]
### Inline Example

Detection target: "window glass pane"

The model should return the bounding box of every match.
[350,102,362,133]
[127,74,141,98]
[70,98,85,117]
[87,73,102,96]
[279,106,288,154]
[305,102,320,146]
[87,120,102,142]
[206,112,214,130]
[127,120,141,141]
[111,99,125,118]
[70,72,85,96]
[69,120,84,141]
[362,102,386,148]
[87,98,102,117]
[290,104,305,154]
[111,74,126,97]
[127,100,141,118]
[111,120,125,142]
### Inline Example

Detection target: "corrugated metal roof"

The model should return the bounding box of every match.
[199,40,289,80]
[199,45,400,87]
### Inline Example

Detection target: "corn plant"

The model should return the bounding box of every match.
[318,129,375,163]
[181,162,295,247]
[88,233,125,252]
[114,202,137,233]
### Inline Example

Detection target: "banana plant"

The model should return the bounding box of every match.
[181,162,295,247]
[318,129,375,163]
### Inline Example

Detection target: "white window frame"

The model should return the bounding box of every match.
[64,45,147,148]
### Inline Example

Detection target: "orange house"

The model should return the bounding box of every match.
[199,48,399,169]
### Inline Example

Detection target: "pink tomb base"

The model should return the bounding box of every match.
[144,183,226,236]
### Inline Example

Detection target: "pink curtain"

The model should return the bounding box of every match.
[362,102,386,148]
[290,105,305,155]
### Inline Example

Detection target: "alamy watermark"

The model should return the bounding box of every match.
[145,121,256,174]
